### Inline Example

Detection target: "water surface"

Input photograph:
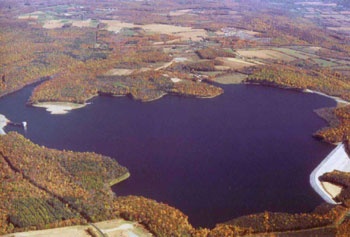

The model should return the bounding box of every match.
[0,84,336,227]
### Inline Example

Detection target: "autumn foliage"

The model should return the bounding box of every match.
[113,196,194,236]
[196,47,236,60]
[320,170,350,207]
[1,0,350,236]
[314,106,350,144]
[0,132,129,234]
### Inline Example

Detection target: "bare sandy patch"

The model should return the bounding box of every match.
[33,102,87,115]
[100,20,136,33]
[309,46,321,51]
[4,225,91,237]
[214,66,231,71]
[242,30,260,36]
[18,11,45,20]
[72,19,94,28]
[169,9,192,16]
[166,38,182,44]
[173,57,188,62]
[171,78,182,83]
[43,20,65,29]
[105,68,134,76]
[140,24,207,41]
[321,181,342,199]
[93,219,153,237]
[225,58,257,64]
[155,61,173,71]
[237,49,295,61]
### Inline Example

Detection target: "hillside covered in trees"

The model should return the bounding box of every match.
[0,132,129,234]
[1,132,350,236]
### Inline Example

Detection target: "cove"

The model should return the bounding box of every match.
[0,83,336,228]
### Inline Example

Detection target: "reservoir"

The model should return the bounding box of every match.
[0,83,336,228]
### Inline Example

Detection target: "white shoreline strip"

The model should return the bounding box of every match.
[310,143,350,204]
[32,102,87,115]
[0,114,9,135]
[304,89,350,105]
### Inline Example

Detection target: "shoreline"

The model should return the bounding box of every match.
[32,102,88,115]
[0,114,9,135]
[310,143,350,204]
[138,91,168,102]
[109,172,130,186]
[244,80,350,106]
[303,89,350,106]
[0,76,52,100]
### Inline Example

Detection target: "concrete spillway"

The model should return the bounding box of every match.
[0,114,27,135]
[0,114,9,135]
[310,143,350,204]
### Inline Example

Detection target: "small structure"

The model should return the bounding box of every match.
[0,114,27,135]
[22,121,27,130]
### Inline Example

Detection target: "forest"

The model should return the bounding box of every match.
[1,132,350,236]
[0,132,129,234]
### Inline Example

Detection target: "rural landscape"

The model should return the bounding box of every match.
[1,0,350,236]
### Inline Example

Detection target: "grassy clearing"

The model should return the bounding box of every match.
[214,72,247,84]
[273,47,313,59]
[327,26,350,32]
[42,20,65,29]
[18,11,56,22]
[299,46,322,54]
[216,57,258,70]
[101,20,207,41]
[313,58,339,67]
[237,49,296,61]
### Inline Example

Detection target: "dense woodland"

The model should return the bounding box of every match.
[320,169,350,207]
[1,0,350,236]
[1,132,350,236]
[0,132,128,234]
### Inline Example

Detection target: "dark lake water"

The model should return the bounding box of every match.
[0,83,336,228]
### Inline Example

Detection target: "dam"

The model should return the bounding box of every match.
[0,114,9,135]
[310,143,350,204]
